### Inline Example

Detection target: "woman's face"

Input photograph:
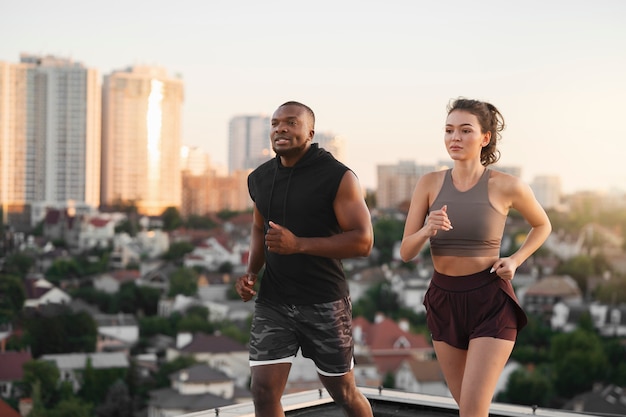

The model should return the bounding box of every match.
[444,110,490,161]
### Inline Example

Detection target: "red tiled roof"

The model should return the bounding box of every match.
[0,399,21,417]
[111,269,141,282]
[362,317,430,350]
[89,218,110,227]
[0,351,32,380]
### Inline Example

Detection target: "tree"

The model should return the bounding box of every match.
[372,216,405,265]
[22,360,60,406]
[550,329,608,398]
[161,206,183,231]
[496,366,553,407]
[96,380,132,417]
[2,252,35,276]
[168,267,198,297]
[162,241,194,263]
[45,258,83,283]
[352,281,399,321]
[25,309,97,357]
[48,398,93,417]
[0,274,25,323]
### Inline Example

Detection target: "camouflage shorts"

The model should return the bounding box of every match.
[249,296,354,375]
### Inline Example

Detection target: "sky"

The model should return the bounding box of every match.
[2,0,625,194]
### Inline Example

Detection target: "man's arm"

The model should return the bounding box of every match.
[235,203,266,301]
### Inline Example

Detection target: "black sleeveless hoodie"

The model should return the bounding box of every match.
[247,143,350,304]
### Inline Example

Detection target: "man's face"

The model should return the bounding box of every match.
[270,104,314,161]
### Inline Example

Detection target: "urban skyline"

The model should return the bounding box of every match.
[1,1,624,195]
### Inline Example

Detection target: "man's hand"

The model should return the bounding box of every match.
[235,273,257,302]
[265,221,299,255]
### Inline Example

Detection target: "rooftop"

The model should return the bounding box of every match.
[177,387,599,417]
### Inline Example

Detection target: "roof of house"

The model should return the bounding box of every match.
[0,398,21,417]
[179,333,247,354]
[41,352,129,370]
[563,384,626,415]
[170,363,231,384]
[525,275,582,297]
[148,387,233,412]
[402,358,445,383]
[0,351,32,380]
[354,316,431,351]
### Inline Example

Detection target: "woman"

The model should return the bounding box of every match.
[400,98,551,417]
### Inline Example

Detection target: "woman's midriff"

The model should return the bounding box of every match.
[432,255,499,276]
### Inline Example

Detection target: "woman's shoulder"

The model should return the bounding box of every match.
[488,168,528,195]
[417,169,446,189]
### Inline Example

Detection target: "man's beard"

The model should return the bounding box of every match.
[272,141,309,158]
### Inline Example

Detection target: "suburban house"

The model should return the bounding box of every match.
[0,351,32,399]
[352,314,434,384]
[94,313,139,353]
[521,275,583,321]
[147,363,249,417]
[166,333,249,388]
[93,269,141,294]
[23,274,71,309]
[41,352,129,393]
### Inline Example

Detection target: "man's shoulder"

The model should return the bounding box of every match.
[250,159,276,178]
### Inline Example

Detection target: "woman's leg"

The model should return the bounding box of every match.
[432,340,467,404]
[459,337,514,417]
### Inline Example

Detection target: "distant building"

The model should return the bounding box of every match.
[101,66,184,215]
[315,131,346,164]
[41,352,128,392]
[531,175,562,209]
[0,54,101,219]
[228,115,271,174]
[376,161,436,210]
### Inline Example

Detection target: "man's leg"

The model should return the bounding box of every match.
[319,370,373,417]
[251,362,292,417]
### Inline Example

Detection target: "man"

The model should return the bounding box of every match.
[235,101,374,417]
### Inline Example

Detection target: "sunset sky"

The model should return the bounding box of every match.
[2,0,625,193]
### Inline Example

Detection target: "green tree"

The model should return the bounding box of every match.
[168,267,198,297]
[161,206,183,231]
[29,380,48,417]
[0,274,25,323]
[162,241,195,263]
[139,315,176,338]
[96,380,132,417]
[25,309,97,356]
[22,360,60,406]
[186,214,217,230]
[2,252,36,276]
[372,216,405,265]
[353,281,399,321]
[45,258,83,283]
[496,366,553,407]
[550,329,608,398]
[48,398,93,417]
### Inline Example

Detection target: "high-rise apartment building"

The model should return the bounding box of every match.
[376,161,437,210]
[101,66,184,216]
[228,115,271,174]
[0,54,101,219]
[531,175,562,209]
[315,132,346,164]
[0,61,29,224]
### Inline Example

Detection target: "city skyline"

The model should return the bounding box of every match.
[2,1,625,194]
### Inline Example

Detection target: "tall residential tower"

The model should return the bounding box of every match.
[228,115,271,174]
[0,54,101,224]
[101,66,184,216]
